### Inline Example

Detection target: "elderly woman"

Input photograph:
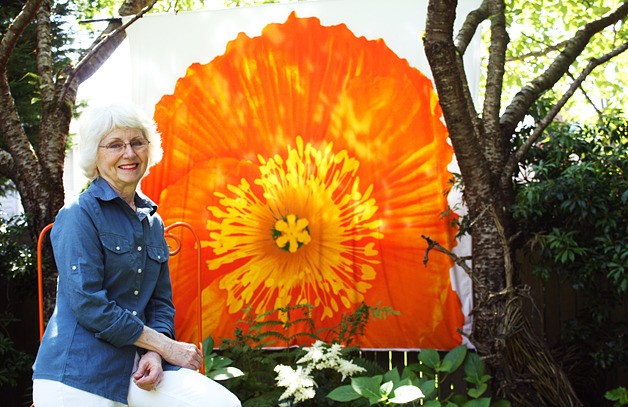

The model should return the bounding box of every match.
[32,103,241,407]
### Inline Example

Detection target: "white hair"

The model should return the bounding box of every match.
[78,103,163,180]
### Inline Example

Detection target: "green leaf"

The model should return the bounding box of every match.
[467,383,488,399]
[210,355,234,370]
[380,380,394,396]
[327,385,362,402]
[462,397,491,407]
[420,379,437,398]
[202,336,215,355]
[419,348,440,369]
[442,345,467,373]
[451,394,470,405]
[389,385,424,404]
[397,377,415,387]
[209,366,244,381]
[464,353,485,384]
[400,366,419,383]
[369,395,386,405]
[352,376,383,399]
[438,359,453,372]
[384,368,401,384]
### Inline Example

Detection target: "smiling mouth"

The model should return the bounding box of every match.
[119,164,139,170]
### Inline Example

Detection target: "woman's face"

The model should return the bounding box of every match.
[96,128,149,194]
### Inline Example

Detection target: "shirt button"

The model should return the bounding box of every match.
[134,290,139,296]
[137,246,142,251]
[72,265,77,270]
[116,246,120,251]
[132,311,137,316]
[137,268,142,274]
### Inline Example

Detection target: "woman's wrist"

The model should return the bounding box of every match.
[142,350,163,363]
[134,326,173,357]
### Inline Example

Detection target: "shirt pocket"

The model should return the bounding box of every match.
[100,233,132,272]
[147,245,168,264]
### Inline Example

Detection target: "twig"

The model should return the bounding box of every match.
[79,18,123,24]
[421,234,472,274]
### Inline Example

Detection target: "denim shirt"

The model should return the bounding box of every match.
[32,177,177,404]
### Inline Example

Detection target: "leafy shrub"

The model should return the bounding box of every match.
[206,303,393,406]
[328,345,510,406]
[605,386,628,406]
[206,304,510,406]
[0,212,35,393]
[513,111,627,391]
[0,313,34,388]
[0,212,35,284]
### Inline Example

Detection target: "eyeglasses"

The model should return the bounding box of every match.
[98,139,150,154]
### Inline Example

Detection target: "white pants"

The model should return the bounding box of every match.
[33,369,241,407]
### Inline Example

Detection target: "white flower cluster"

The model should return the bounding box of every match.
[297,341,365,381]
[274,364,316,405]
[274,340,366,405]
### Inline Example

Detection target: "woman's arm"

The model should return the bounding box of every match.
[134,325,202,371]
[143,244,176,339]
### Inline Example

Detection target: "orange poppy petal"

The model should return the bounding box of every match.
[142,12,463,349]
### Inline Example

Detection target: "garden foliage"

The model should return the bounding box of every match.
[204,303,510,406]
[0,213,35,391]
[513,108,627,373]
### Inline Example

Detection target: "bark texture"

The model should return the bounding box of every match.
[424,0,628,405]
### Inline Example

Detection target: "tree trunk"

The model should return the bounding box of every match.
[424,1,581,405]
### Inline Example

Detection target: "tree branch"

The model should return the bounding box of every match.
[41,0,155,189]
[424,0,494,214]
[0,0,43,69]
[454,0,489,55]
[501,40,628,186]
[61,0,157,94]
[0,0,42,186]
[566,70,604,119]
[500,2,628,137]
[481,0,508,172]
[506,39,568,62]
[452,0,488,148]
[421,234,472,274]
[36,0,55,104]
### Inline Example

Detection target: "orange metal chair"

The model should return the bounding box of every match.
[36,221,204,371]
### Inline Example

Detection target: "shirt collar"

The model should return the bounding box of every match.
[90,177,158,215]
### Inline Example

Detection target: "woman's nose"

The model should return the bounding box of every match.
[122,143,138,156]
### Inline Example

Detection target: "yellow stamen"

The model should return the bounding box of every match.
[205,136,383,319]
[274,214,311,253]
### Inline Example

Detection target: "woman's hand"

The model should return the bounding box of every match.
[134,326,202,371]
[162,340,203,371]
[133,351,163,391]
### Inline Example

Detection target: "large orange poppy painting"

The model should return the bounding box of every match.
[139,8,468,350]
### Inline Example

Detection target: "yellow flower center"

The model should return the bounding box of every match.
[205,136,383,318]
[274,214,311,253]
